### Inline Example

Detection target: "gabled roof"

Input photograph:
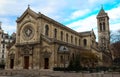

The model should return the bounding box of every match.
[79,29,96,38]
[91,29,96,39]
[79,31,91,36]
[16,6,39,22]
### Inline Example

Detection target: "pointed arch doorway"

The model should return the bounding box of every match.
[44,58,49,69]
[10,54,15,69]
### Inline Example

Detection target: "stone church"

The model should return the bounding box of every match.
[5,6,111,70]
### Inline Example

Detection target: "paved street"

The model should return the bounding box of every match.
[0,70,120,77]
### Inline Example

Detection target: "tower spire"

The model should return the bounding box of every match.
[97,5,106,16]
[101,4,103,9]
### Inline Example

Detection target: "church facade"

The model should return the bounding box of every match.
[5,7,111,70]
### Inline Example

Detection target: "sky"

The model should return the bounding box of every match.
[0,0,120,38]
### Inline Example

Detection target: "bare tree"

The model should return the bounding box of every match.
[110,30,120,66]
[111,30,120,43]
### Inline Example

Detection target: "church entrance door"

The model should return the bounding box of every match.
[24,56,29,69]
[10,59,14,69]
[44,58,49,69]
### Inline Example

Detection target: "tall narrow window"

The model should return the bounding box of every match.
[75,37,77,45]
[54,29,57,38]
[66,33,68,42]
[100,23,102,31]
[103,22,105,31]
[61,31,63,41]
[79,39,81,45]
[3,44,5,48]
[83,39,87,46]
[45,25,49,36]
[2,50,4,53]
[71,35,73,43]
[2,55,4,58]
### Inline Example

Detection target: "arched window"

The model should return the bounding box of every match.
[100,23,102,31]
[75,37,77,45]
[83,39,87,46]
[45,25,49,36]
[71,35,73,43]
[103,22,105,31]
[66,33,68,42]
[54,28,57,38]
[61,31,63,41]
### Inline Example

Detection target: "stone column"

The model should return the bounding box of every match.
[14,48,19,69]
[33,46,39,69]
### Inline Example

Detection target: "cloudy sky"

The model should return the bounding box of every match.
[0,0,120,37]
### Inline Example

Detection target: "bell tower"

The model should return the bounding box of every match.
[97,7,110,52]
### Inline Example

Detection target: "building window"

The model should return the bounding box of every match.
[103,22,105,31]
[61,31,63,41]
[75,37,77,45]
[2,50,4,53]
[100,23,102,31]
[54,28,57,38]
[71,35,73,43]
[83,39,87,46]
[101,38,105,46]
[45,25,49,36]
[79,39,81,45]
[66,33,68,42]
[3,44,5,48]
[1,60,4,64]
[2,55,4,58]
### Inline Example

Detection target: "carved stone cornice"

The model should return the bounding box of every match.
[15,42,40,47]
